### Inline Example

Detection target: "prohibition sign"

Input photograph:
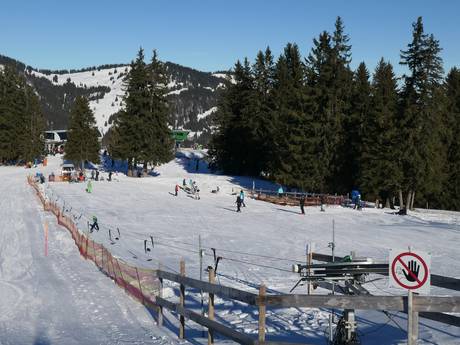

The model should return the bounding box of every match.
[391,252,429,290]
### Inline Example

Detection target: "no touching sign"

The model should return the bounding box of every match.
[389,249,431,294]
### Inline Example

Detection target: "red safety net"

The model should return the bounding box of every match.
[28,177,160,310]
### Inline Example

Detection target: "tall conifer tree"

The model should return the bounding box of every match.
[400,17,445,208]
[360,59,402,205]
[65,96,100,167]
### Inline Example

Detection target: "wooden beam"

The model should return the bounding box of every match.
[413,296,460,313]
[156,270,257,305]
[155,296,255,345]
[259,294,406,311]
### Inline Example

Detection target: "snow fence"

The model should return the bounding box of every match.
[27,177,160,311]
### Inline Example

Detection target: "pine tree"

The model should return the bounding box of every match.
[271,43,317,189]
[342,62,370,192]
[306,20,353,193]
[110,48,172,174]
[360,59,402,205]
[444,68,460,210]
[22,88,45,162]
[399,17,445,209]
[65,96,100,167]
[248,47,276,175]
[209,59,254,174]
[0,66,45,163]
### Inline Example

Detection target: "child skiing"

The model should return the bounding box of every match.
[240,190,246,207]
[86,180,93,193]
[89,216,99,233]
[300,194,306,215]
[236,195,242,212]
[175,184,179,196]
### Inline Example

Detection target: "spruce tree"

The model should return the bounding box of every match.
[444,68,460,210]
[0,66,45,163]
[342,62,371,192]
[271,43,317,189]
[210,59,254,174]
[65,96,100,167]
[143,50,173,168]
[399,17,445,209]
[304,17,353,193]
[360,59,402,205]
[249,47,276,175]
[111,48,172,174]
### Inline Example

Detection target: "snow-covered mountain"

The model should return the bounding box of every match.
[0,54,232,144]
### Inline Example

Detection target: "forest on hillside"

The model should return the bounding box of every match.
[210,17,460,211]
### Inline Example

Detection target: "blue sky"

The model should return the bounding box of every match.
[0,0,458,76]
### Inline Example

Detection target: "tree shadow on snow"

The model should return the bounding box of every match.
[275,208,301,215]
[33,329,51,345]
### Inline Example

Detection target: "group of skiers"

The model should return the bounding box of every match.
[175,178,200,199]
[299,194,326,215]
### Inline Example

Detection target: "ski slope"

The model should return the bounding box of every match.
[0,164,179,345]
[29,153,460,345]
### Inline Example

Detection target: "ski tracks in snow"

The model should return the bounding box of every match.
[0,168,178,345]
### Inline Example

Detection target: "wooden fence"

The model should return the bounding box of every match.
[151,261,460,345]
[312,252,460,328]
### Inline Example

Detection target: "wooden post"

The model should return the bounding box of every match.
[307,243,314,295]
[208,268,215,345]
[179,260,186,339]
[407,290,419,345]
[258,284,266,343]
[158,263,163,327]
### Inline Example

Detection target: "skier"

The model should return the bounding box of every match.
[236,195,242,212]
[95,169,99,181]
[89,216,99,233]
[175,184,179,196]
[86,179,93,193]
[240,190,246,207]
[182,178,186,187]
[320,194,326,212]
[91,170,95,180]
[299,194,306,215]
[194,184,200,200]
[108,171,112,182]
[277,186,284,198]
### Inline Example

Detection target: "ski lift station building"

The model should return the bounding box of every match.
[44,130,68,153]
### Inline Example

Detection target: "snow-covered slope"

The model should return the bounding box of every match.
[30,154,460,345]
[29,64,231,141]
[32,67,129,135]
[0,163,180,344]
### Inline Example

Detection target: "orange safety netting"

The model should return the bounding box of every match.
[28,176,160,310]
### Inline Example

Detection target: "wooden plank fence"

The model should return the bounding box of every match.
[152,261,460,345]
[312,252,460,328]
